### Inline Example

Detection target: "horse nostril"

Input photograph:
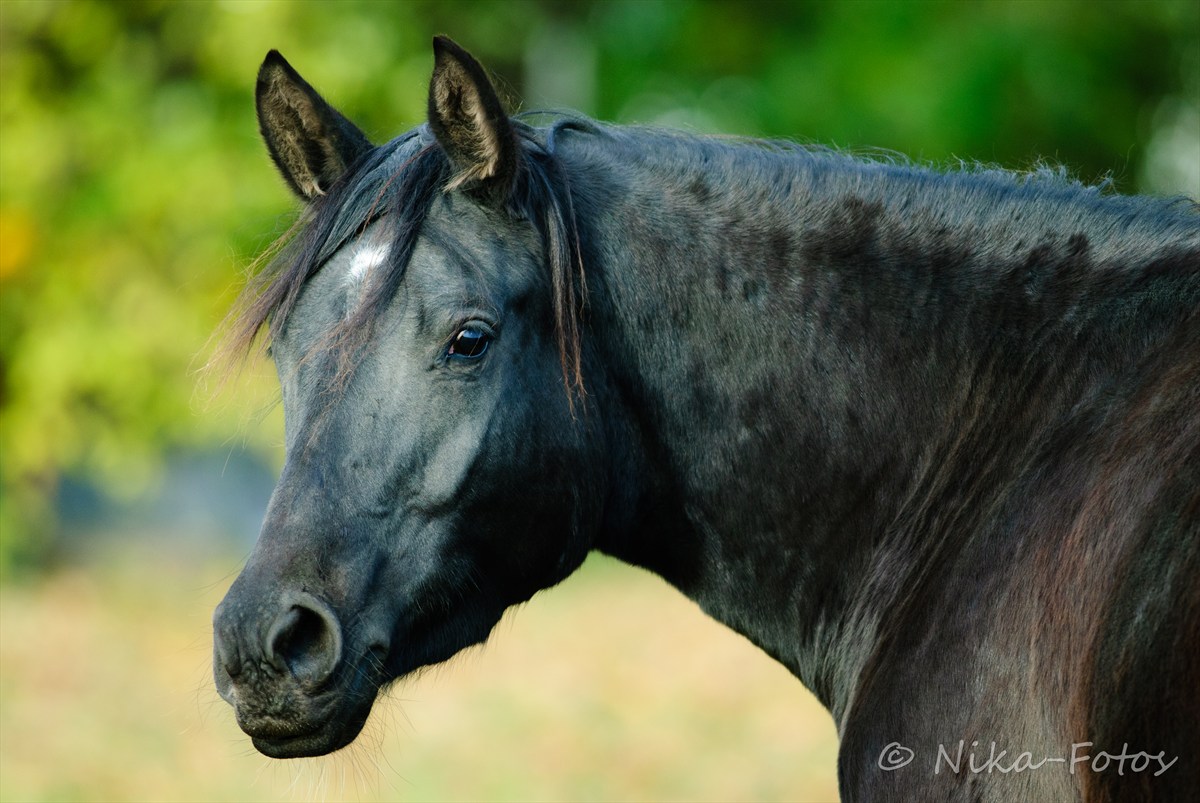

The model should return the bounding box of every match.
[266,593,344,687]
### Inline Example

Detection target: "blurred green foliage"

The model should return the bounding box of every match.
[1,0,1197,574]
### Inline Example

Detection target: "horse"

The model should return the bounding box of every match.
[212,36,1199,802]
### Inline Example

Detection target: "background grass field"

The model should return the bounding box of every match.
[0,551,840,802]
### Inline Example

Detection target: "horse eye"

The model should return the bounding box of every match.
[447,326,492,359]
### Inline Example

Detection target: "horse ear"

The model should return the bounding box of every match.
[256,50,373,201]
[427,36,518,194]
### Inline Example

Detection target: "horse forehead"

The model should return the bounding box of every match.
[318,218,391,287]
[417,201,540,285]
[347,239,391,284]
[325,195,539,311]
[334,224,481,297]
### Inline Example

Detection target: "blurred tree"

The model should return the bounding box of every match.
[1,0,1196,574]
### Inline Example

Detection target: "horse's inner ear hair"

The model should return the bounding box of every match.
[426,36,519,195]
[256,50,373,202]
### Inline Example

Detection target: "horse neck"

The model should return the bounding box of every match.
[564,129,1195,721]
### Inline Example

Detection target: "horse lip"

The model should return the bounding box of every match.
[233,679,378,758]
[236,710,313,740]
[252,728,355,759]
[241,704,372,758]
[237,712,343,757]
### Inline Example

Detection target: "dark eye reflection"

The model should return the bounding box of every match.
[447,326,492,359]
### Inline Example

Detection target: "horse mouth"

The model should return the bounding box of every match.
[251,728,357,759]
[232,687,377,759]
[238,705,373,758]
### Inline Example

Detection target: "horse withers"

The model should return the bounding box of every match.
[213,37,1199,802]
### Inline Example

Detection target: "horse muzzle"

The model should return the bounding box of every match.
[213,588,383,757]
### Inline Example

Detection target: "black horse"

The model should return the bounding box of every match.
[213,37,1199,802]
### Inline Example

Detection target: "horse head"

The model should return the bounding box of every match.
[213,38,615,758]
